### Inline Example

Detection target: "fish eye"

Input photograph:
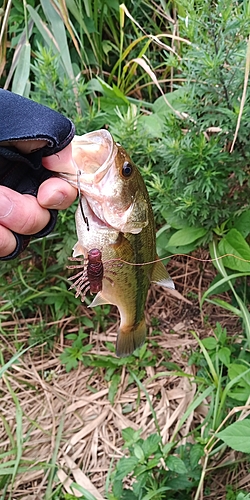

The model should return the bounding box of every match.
[122,161,133,178]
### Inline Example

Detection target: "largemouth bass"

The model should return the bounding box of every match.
[60,130,174,357]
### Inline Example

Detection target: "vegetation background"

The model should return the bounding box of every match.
[1,0,250,499]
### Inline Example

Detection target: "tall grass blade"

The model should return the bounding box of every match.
[171,385,214,443]
[0,0,12,48]
[122,40,152,93]
[234,293,250,347]
[108,35,148,86]
[120,3,190,50]
[40,0,74,79]
[26,5,59,53]
[219,367,250,417]
[44,414,65,498]
[58,0,82,58]
[70,485,99,500]
[11,42,30,96]
[129,57,184,118]
[201,271,250,307]
[4,21,33,90]
[204,298,242,316]
[129,370,162,438]
[191,330,218,386]
[0,346,30,378]
[230,36,250,152]
[3,377,23,490]
[66,0,98,64]
[0,0,12,79]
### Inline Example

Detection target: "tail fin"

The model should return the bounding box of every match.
[116,319,147,357]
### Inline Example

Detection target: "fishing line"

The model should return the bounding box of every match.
[69,171,250,266]
[102,253,250,267]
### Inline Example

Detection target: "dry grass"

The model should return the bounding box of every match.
[0,324,198,498]
[0,253,248,499]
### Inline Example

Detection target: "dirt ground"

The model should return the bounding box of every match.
[0,252,249,499]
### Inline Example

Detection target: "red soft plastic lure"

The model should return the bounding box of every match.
[67,248,104,300]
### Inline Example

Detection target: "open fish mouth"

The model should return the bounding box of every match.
[58,129,117,188]
[72,130,116,183]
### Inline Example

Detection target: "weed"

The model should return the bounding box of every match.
[108,427,202,500]
[60,329,93,372]
[60,332,158,404]
[201,235,250,349]
[27,321,57,351]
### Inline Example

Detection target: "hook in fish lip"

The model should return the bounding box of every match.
[79,197,89,231]
[77,169,90,231]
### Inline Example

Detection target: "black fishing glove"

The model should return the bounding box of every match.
[0,89,75,260]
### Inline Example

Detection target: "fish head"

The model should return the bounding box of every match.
[71,130,149,234]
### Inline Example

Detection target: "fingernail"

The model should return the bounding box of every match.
[0,194,14,218]
[50,191,67,207]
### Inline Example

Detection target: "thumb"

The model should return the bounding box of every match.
[42,143,76,174]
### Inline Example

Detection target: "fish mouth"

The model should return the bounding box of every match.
[72,130,116,183]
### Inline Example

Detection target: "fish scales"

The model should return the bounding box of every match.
[59,130,174,357]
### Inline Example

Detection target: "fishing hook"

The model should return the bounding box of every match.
[77,169,89,231]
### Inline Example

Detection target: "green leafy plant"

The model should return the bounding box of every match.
[183,325,250,500]
[60,328,93,372]
[201,225,250,349]
[106,1,250,252]
[60,333,158,404]
[108,427,202,500]
[217,419,250,454]
[190,327,250,426]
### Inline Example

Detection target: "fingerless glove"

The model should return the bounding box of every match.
[0,89,75,260]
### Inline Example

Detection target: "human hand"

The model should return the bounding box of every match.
[0,90,77,260]
[0,142,77,259]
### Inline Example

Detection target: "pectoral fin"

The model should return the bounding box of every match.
[72,241,85,257]
[151,259,175,289]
